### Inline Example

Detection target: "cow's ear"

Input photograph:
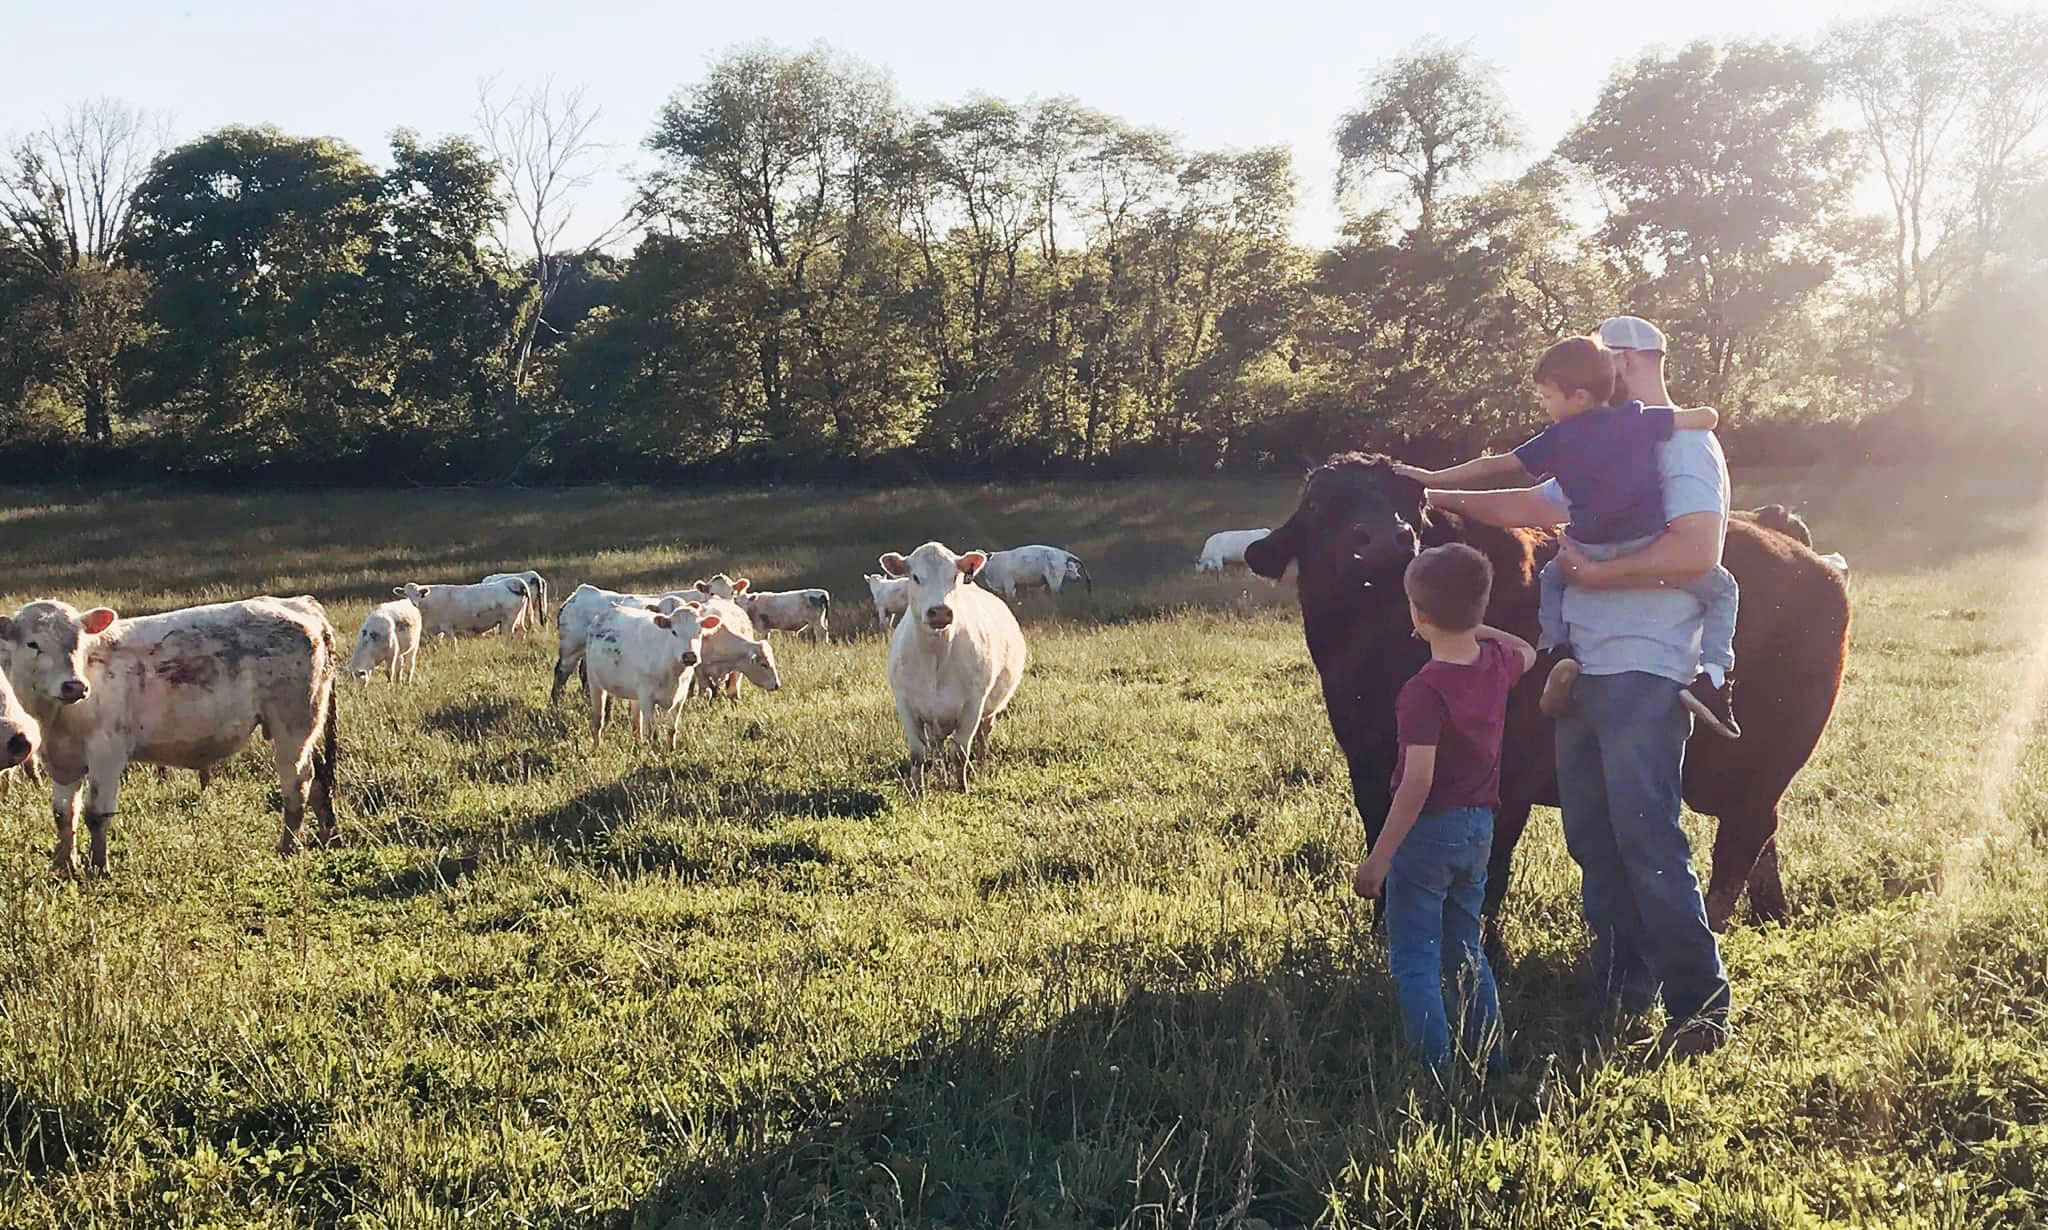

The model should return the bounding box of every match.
[643,603,663,612]
[693,580,710,594]
[733,578,749,594]
[879,553,910,578]
[653,613,673,629]
[82,608,117,635]
[699,614,721,633]
[392,586,406,597]
[958,551,988,578]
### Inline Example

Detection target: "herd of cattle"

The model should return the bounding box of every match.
[0,473,1851,947]
[0,532,1276,875]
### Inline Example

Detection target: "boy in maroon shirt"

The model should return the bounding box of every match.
[1354,544,1537,1083]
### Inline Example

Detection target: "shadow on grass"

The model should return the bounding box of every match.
[590,934,1596,1230]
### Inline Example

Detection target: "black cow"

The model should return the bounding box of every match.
[1246,454,1850,938]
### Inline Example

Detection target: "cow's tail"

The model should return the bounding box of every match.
[313,623,339,836]
[536,575,550,626]
[1074,555,1094,593]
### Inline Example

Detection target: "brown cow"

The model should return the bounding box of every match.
[1246,454,1850,937]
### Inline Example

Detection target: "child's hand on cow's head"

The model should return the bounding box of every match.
[1390,462,1431,484]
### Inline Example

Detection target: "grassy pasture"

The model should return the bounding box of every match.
[0,463,2044,1228]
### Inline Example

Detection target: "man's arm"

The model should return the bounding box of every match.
[1672,406,1718,431]
[1355,744,1436,899]
[1394,454,1529,490]
[1427,486,1568,530]
[1560,511,1723,591]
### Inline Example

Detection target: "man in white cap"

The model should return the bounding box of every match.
[1422,314,1731,1061]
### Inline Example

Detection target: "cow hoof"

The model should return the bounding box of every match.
[276,838,300,859]
[316,828,342,850]
[1704,893,1738,933]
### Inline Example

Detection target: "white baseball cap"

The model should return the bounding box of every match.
[1598,315,1666,353]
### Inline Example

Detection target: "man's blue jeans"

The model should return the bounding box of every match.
[1554,671,1731,1030]
[1384,805,1506,1082]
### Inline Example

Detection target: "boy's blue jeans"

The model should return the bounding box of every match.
[1383,805,1506,1084]
[1538,536,1740,681]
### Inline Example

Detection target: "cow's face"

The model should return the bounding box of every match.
[1246,454,1426,588]
[349,619,389,679]
[880,543,986,632]
[0,601,116,709]
[650,607,718,671]
[693,575,748,600]
[395,583,429,606]
[736,635,781,691]
[0,666,39,770]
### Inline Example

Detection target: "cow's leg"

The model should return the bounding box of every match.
[273,738,313,858]
[1705,803,1780,931]
[1481,800,1535,963]
[386,651,399,683]
[81,753,128,874]
[1745,834,1788,925]
[631,692,650,744]
[550,653,576,704]
[896,696,929,792]
[51,776,83,876]
[589,691,608,744]
[955,696,991,792]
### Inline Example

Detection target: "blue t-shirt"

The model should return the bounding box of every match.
[1536,427,1731,685]
[1511,401,1675,545]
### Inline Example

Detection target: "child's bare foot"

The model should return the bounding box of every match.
[1539,657,1579,719]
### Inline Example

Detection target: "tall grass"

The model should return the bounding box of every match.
[0,464,2042,1227]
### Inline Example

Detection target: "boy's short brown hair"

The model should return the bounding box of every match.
[1532,334,1616,405]
[1404,543,1492,632]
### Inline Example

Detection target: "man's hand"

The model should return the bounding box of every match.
[1390,462,1434,484]
[1555,538,1599,587]
[1353,852,1390,899]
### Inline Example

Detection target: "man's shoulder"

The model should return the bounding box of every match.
[1654,420,1728,479]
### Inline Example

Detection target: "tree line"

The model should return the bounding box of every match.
[1,4,2043,483]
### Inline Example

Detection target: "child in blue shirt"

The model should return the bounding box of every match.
[1394,334,1740,738]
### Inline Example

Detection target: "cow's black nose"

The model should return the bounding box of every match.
[58,679,87,704]
[3,733,29,765]
[682,652,698,666]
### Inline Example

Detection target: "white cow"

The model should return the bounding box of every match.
[1196,529,1271,573]
[667,596,777,702]
[397,579,527,641]
[692,574,750,600]
[0,664,40,798]
[0,598,338,873]
[584,603,718,747]
[350,600,422,683]
[978,545,1092,600]
[865,573,911,630]
[736,588,830,643]
[551,583,697,703]
[880,542,1028,791]
[483,570,550,636]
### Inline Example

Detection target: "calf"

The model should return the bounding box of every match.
[350,600,422,683]
[584,604,718,747]
[978,545,1092,600]
[866,573,911,630]
[0,598,339,873]
[693,574,750,600]
[398,579,526,641]
[552,583,696,702]
[483,570,550,636]
[0,666,40,798]
[681,596,781,702]
[880,542,1028,791]
[1197,529,1271,573]
[737,588,831,643]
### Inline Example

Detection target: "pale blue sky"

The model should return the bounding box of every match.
[6,0,2006,247]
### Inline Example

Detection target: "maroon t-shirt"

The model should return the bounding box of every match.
[1390,639,1525,813]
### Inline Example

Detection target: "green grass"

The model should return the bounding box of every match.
[0,464,2044,1228]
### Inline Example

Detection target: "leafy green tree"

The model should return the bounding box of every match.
[0,100,164,442]
[1563,40,1860,409]
[125,126,389,463]
[1335,41,1520,245]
